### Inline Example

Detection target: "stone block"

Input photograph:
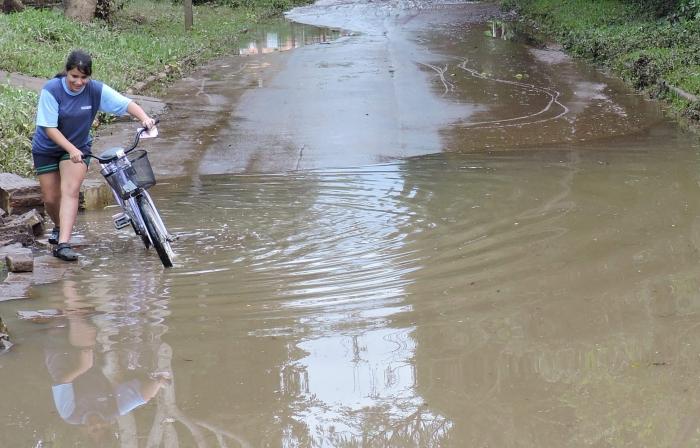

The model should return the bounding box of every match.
[0,223,35,246]
[0,272,31,301]
[0,209,45,245]
[9,209,44,236]
[6,250,33,273]
[0,173,43,215]
[0,243,24,258]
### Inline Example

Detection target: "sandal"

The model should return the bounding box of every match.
[48,227,60,245]
[53,243,79,262]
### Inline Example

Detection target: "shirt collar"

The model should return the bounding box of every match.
[61,77,86,96]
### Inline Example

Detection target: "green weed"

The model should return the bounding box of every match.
[0,84,37,177]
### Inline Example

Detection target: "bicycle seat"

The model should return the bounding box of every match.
[99,147,125,159]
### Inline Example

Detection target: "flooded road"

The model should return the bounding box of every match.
[3,0,700,446]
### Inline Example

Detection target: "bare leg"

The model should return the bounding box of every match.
[57,159,88,244]
[37,171,61,227]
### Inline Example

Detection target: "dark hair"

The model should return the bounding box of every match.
[55,49,92,78]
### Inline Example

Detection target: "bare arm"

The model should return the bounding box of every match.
[57,348,94,383]
[127,101,156,129]
[45,127,84,164]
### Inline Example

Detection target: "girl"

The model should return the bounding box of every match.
[32,49,156,261]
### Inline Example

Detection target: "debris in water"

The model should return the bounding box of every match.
[0,316,12,353]
[17,309,65,322]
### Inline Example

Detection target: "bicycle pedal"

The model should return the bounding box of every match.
[112,212,131,230]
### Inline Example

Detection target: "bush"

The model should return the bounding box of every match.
[628,0,678,18]
[95,0,130,21]
[683,100,700,120]
[0,84,36,177]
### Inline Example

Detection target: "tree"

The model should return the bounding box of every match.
[184,0,193,31]
[63,0,97,22]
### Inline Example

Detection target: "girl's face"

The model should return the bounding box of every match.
[66,67,90,92]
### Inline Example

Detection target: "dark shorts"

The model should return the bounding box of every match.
[32,147,91,175]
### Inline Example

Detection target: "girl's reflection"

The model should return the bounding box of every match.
[41,281,169,444]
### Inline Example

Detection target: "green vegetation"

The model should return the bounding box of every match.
[502,0,700,124]
[0,0,310,176]
[0,84,37,177]
[0,0,306,91]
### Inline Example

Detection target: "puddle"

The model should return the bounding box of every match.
[2,2,700,446]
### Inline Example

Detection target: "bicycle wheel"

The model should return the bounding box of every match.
[136,195,174,268]
[126,196,151,249]
[131,219,151,249]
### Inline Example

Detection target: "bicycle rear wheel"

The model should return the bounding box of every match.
[136,195,174,268]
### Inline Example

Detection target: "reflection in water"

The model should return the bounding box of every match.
[235,166,451,443]
[15,280,176,446]
[171,165,453,445]
[237,21,345,56]
[41,283,168,444]
[287,329,451,446]
[8,277,256,447]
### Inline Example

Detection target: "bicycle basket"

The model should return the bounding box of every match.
[104,150,156,199]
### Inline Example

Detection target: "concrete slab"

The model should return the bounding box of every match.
[0,70,44,93]
[0,173,42,215]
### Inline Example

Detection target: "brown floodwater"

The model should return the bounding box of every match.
[3,1,700,447]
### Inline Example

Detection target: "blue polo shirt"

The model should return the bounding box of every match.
[32,77,131,154]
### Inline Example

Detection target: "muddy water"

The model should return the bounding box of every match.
[3,1,700,447]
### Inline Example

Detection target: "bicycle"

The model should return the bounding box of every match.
[86,122,175,268]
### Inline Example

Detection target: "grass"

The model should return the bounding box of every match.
[503,0,700,123]
[667,65,700,95]
[0,0,311,176]
[0,84,37,177]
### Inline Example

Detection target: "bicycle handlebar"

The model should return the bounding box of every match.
[84,118,160,163]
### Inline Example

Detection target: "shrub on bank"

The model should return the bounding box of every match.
[0,85,37,178]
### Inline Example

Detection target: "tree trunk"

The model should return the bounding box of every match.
[184,0,193,31]
[3,0,26,13]
[63,0,96,22]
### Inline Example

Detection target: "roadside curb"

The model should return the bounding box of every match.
[661,79,700,103]
[125,63,181,96]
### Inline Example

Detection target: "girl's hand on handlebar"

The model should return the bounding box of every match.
[68,148,83,164]
[142,117,157,130]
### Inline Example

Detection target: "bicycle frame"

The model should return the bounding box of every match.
[111,184,149,241]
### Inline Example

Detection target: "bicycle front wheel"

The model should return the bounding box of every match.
[136,195,174,268]
[126,196,151,249]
